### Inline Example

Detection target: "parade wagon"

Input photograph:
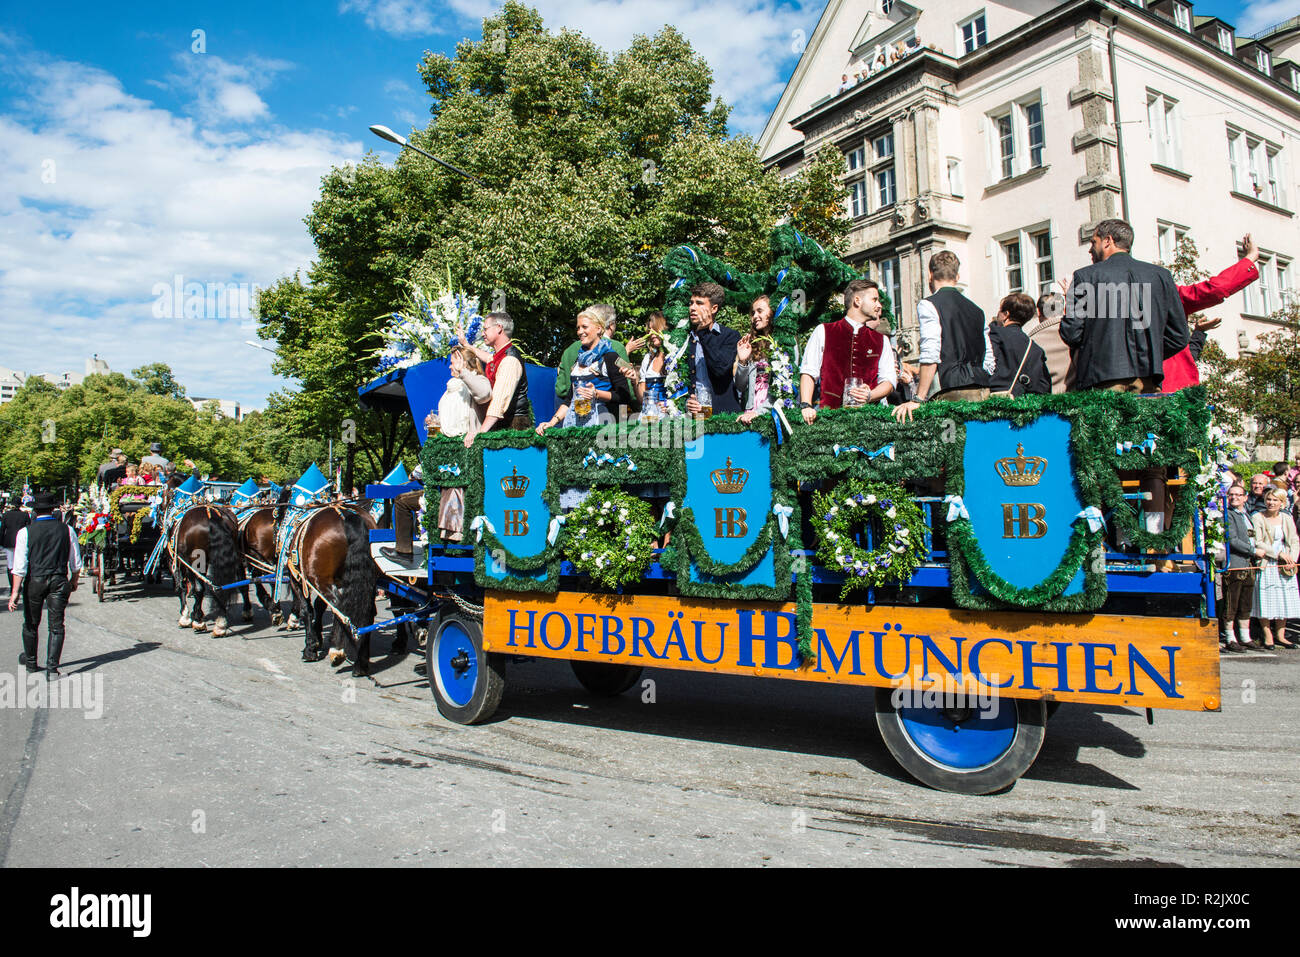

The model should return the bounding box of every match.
[84,485,165,601]
[359,232,1223,794]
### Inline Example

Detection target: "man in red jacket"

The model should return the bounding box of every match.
[1162,234,1260,392]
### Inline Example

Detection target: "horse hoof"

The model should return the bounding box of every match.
[302,649,325,663]
[287,615,300,629]
[271,613,283,626]
[327,649,346,666]
[192,622,208,633]
[178,616,192,628]
[351,665,369,679]
[243,611,254,623]
[212,628,228,638]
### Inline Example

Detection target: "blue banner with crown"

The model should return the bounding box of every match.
[949,414,1103,609]
[476,445,554,587]
[677,430,784,597]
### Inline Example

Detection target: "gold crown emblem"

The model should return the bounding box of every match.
[996,443,1047,487]
[711,457,749,494]
[501,467,530,498]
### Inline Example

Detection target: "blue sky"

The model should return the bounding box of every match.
[1,0,1295,408]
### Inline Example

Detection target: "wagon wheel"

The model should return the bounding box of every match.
[426,613,505,725]
[95,549,106,602]
[570,661,644,696]
[873,688,1046,795]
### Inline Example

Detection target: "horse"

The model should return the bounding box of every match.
[283,502,384,676]
[165,491,244,637]
[236,487,291,627]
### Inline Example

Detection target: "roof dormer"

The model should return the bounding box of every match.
[1149,0,1194,33]
[1237,39,1274,76]
[1193,16,1235,54]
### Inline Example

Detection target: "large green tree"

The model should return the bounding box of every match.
[257,0,849,475]
[1202,311,1300,457]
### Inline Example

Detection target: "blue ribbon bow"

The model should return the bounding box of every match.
[773,504,794,537]
[944,495,970,522]
[438,464,461,476]
[1076,507,1106,533]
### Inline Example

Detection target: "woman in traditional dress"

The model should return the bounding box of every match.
[535,310,633,435]
[735,295,778,425]
[1251,487,1299,649]
[633,312,675,421]
[435,347,491,541]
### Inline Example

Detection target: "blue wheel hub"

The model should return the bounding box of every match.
[434,623,477,708]
[897,699,1018,771]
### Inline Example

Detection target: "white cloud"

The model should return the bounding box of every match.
[1235,0,1300,36]
[166,52,293,124]
[0,47,362,408]
[345,0,820,136]
[339,0,440,36]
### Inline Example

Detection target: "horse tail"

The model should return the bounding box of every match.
[206,512,242,590]
[338,508,377,630]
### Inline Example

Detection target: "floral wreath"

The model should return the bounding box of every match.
[563,488,657,590]
[813,479,928,599]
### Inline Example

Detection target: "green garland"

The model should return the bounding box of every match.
[129,507,155,544]
[946,519,1107,611]
[109,485,161,527]
[812,480,928,601]
[563,488,657,590]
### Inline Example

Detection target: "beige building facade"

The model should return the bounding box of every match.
[759,0,1300,362]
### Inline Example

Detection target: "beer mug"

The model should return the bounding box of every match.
[427,414,442,437]
[843,377,864,408]
[695,383,713,419]
[573,388,593,418]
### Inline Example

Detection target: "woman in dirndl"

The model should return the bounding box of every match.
[1251,487,1300,649]
[435,346,491,541]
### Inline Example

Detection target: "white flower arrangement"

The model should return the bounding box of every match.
[371,271,484,374]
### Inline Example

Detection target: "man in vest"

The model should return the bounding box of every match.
[467,311,532,447]
[2,496,30,591]
[892,250,996,422]
[8,492,82,676]
[799,278,897,422]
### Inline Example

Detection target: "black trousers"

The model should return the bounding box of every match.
[393,490,424,556]
[22,575,70,668]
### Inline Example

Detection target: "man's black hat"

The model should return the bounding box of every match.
[150,442,163,453]
[32,492,58,510]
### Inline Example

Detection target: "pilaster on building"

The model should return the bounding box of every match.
[760,0,1300,361]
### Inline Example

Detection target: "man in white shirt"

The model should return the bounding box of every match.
[894,250,996,421]
[799,278,897,423]
[9,492,82,676]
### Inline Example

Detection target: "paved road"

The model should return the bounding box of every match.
[1,575,1296,867]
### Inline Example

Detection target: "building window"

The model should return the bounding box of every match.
[1256,49,1271,75]
[988,96,1045,182]
[1031,230,1053,295]
[1245,254,1274,314]
[1026,101,1045,168]
[847,147,865,172]
[1147,91,1181,169]
[1002,238,1023,293]
[880,0,895,14]
[947,157,964,197]
[1157,221,1187,265]
[849,179,867,218]
[872,131,896,209]
[1173,2,1191,32]
[995,112,1014,179]
[1217,27,1233,53]
[876,256,901,313]
[960,12,988,54]
[1276,258,1294,308]
[1291,69,1300,94]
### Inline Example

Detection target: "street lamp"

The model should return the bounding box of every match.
[369,123,484,186]
[245,340,278,355]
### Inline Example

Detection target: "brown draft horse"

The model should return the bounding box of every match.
[287,503,384,676]
[237,487,291,627]
[168,495,244,637]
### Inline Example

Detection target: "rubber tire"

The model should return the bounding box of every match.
[571,660,644,696]
[426,614,505,725]
[874,689,1047,795]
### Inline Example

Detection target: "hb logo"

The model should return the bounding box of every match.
[714,508,748,538]
[1002,503,1047,539]
[503,510,529,536]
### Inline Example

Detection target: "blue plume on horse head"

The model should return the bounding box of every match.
[380,462,409,486]
[176,475,203,497]
[232,478,260,505]
[291,463,330,507]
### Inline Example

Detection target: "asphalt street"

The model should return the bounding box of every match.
[1,572,1297,867]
